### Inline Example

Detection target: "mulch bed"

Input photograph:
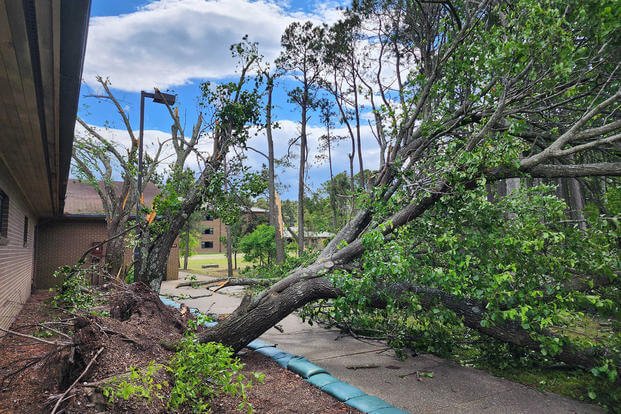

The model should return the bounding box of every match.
[0,286,358,413]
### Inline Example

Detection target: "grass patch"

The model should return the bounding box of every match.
[183,253,251,276]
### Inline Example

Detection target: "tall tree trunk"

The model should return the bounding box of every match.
[226,225,233,278]
[352,74,365,190]
[326,133,337,228]
[297,86,308,256]
[183,222,190,270]
[567,178,587,230]
[348,153,355,213]
[266,76,285,264]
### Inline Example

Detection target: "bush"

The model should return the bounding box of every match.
[238,224,275,266]
[51,263,98,310]
[167,334,263,413]
[102,361,166,403]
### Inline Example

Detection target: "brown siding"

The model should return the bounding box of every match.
[35,220,108,289]
[35,219,179,288]
[167,242,179,280]
[0,163,36,332]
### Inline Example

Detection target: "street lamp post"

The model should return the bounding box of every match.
[135,89,176,283]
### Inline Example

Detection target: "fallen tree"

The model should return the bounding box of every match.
[113,0,620,373]
[195,0,621,371]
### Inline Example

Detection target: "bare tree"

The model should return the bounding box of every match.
[73,77,165,276]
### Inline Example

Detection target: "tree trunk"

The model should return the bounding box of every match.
[105,216,129,278]
[105,233,125,278]
[137,169,209,289]
[266,76,285,264]
[199,273,339,351]
[326,131,338,228]
[183,223,190,270]
[199,261,611,369]
[226,225,233,278]
[348,153,355,213]
[352,74,365,190]
[297,85,308,256]
[567,178,587,230]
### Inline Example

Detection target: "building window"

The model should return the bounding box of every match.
[0,189,8,242]
[203,228,214,235]
[201,241,214,249]
[205,214,214,221]
[23,216,28,247]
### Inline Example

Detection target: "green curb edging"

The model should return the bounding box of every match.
[287,357,327,378]
[345,395,391,412]
[159,296,410,413]
[321,380,366,401]
[246,338,411,414]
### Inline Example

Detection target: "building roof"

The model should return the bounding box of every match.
[0,1,91,217]
[64,180,159,216]
[250,207,268,213]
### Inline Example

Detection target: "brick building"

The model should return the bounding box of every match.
[0,1,91,331]
[196,207,268,254]
[34,180,180,289]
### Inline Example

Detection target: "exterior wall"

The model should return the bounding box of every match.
[167,242,180,280]
[35,219,179,288]
[34,220,108,289]
[197,217,225,254]
[0,162,36,332]
[195,211,268,255]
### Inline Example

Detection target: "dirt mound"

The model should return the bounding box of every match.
[0,284,358,414]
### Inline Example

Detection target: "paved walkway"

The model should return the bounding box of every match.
[161,273,602,414]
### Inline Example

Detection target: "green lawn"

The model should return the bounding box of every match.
[182,253,251,276]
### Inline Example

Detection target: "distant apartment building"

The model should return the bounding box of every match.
[197,207,267,254]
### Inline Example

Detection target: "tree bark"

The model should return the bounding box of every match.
[183,222,190,270]
[226,225,233,278]
[266,76,285,264]
[199,274,339,351]
[105,218,128,278]
[567,178,587,231]
[297,84,308,256]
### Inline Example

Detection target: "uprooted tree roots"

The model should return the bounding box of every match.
[0,284,190,414]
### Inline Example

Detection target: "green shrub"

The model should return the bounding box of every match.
[168,334,263,413]
[102,361,166,403]
[51,263,97,310]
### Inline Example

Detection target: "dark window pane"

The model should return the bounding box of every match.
[0,189,8,239]
[23,216,28,247]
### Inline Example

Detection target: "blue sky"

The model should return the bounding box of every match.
[77,0,377,199]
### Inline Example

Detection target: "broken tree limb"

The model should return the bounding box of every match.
[371,282,616,370]
[176,277,228,288]
[0,326,71,347]
[176,277,277,289]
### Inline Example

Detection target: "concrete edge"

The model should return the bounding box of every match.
[159,295,411,414]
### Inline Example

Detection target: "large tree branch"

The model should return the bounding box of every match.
[76,118,129,169]
[491,162,621,178]
[372,282,615,369]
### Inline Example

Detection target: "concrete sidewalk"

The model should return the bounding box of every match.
[161,274,602,414]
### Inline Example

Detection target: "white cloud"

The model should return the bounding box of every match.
[73,117,381,199]
[84,0,344,92]
[245,119,380,196]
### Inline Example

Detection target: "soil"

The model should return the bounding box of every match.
[0,285,358,414]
